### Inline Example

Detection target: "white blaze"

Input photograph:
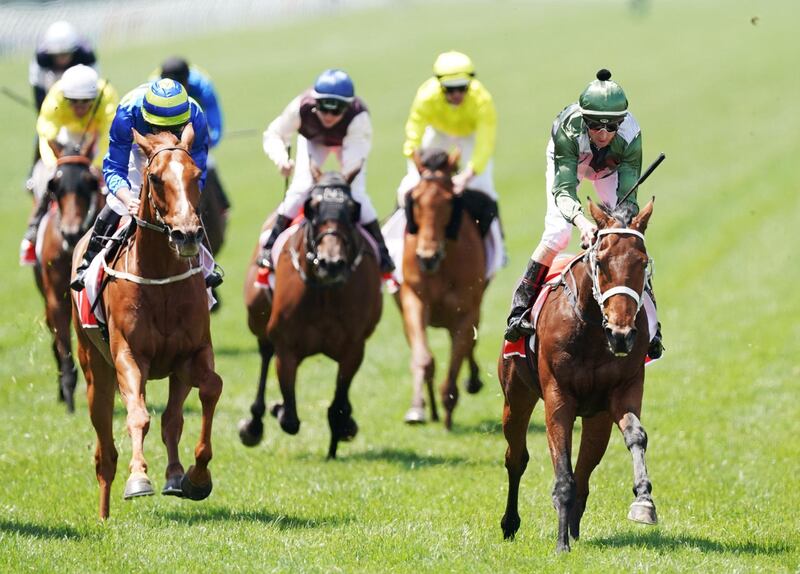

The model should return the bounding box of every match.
[169,160,190,217]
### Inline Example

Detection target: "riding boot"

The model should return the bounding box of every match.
[257,214,291,269]
[19,191,51,265]
[504,259,551,342]
[363,220,395,274]
[648,322,664,360]
[70,207,120,292]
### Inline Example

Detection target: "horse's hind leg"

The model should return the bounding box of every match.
[272,352,301,435]
[161,369,193,496]
[182,345,223,501]
[327,345,364,460]
[500,358,537,540]
[50,296,77,413]
[612,402,658,525]
[238,338,274,447]
[570,412,613,540]
[464,348,484,395]
[441,314,476,430]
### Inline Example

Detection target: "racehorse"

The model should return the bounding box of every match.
[34,139,102,413]
[397,149,486,429]
[499,199,658,552]
[71,127,223,519]
[238,167,382,459]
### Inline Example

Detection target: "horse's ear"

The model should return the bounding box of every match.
[47,139,63,159]
[588,198,613,229]
[132,129,153,157]
[447,149,461,173]
[80,133,97,159]
[344,161,363,185]
[310,162,322,183]
[180,122,195,149]
[631,197,655,233]
[412,150,424,174]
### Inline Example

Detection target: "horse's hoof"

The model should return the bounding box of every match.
[162,475,185,497]
[181,472,213,501]
[404,407,426,425]
[278,414,300,435]
[465,377,484,394]
[123,473,155,499]
[628,500,658,525]
[340,418,358,442]
[556,541,572,553]
[501,514,520,540]
[238,418,263,447]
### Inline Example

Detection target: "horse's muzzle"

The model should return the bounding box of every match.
[169,228,201,258]
[60,225,82,250]
[315,255,349,286]
[605,325,637,357]
[416,248,444,274]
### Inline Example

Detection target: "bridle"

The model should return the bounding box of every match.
[134,146,192,236]
[586,228,653,327]
[405,172,463,240]
[51,154,101,237]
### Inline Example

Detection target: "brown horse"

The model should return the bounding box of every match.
[238,168,382,459]
[499,199,657,552]
[34,140,103,413]
[71,127,223,519]
[397,149,486,429]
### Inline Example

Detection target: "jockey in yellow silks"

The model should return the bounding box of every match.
[19,64,118,265]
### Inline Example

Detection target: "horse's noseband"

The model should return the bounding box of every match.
[136,146,193,236]
[587,228,653,327]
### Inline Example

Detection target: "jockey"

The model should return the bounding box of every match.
[155,56,231,220]
[503,69,663,358]
[396,51,500,234]
[70,78,221,291]
[260,68,394,273]
[19,65,118,266]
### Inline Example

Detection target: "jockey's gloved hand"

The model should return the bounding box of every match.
[278,159,295,179]
[574,213,598,249]
[452,167,474,194]
[505,315,536,342]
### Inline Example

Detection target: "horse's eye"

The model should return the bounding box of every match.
[148,173,161,186]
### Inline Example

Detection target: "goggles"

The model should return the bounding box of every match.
[443,84,468,95]
[317,99,348,116]
[67,98,94,105]
[584,117,623,132]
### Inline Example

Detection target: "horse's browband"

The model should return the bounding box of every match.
[56,155,92,167]
[146,146,190,168]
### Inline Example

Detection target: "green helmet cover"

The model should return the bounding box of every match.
[579,69,628,118]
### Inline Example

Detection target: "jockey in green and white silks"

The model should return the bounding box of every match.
[504,69,662,358]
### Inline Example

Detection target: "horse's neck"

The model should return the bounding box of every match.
[126,206,185,277]
[566,258,600,317]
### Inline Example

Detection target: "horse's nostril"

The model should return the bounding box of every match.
[170,230,186,244]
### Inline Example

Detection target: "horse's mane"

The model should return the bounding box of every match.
[420,149,450,172]
[596,201,639,227]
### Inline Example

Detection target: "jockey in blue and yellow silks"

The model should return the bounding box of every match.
[71,78,215,291]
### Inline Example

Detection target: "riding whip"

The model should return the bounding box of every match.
[1,86,34,111]
[618,153,666,205]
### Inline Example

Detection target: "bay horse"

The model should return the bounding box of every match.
[396,149,486,429]
[499,199,658,552]
[34,139,102,413]
[238,167,382,459]
[71,126,223,519]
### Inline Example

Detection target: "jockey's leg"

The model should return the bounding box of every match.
[643,286,664,360]
[504,250,553,342]
[70,204,121,291]
[257,214,291,269]
[348,163,395,274]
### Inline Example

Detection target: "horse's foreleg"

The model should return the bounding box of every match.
[239,338,274,447]
[327,345,364,460]
[181,344,222,501]
[81,339,118,519]
[161,366,193,496]
[273,352,301,435]
[570,412,613,540]
[49,294,77,413]
[113,348,154,499]
[400,292,435,424]
[543,389,577,553]
[614,408,658,525]
[500,358,537,540]
[464,348,483,395]
[441,315,477,430]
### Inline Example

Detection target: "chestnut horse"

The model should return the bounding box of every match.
[397,149,486,429]
[71,127,223,518]
[239,168,381,459]
[34,140,102,412]
[499,199,658,552]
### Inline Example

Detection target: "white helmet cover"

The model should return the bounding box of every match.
[60,65,98,99]
[41,21,80,54]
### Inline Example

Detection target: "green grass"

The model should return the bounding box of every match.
[1,1,799,572]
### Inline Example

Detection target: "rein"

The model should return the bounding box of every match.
[288,219,364,284]
[132,146,192,236]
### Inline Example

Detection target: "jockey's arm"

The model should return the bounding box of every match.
[263,95,302,170]
[615,132,643,210]
[103,105,137,198]
[402,85,432,159]
[551,129,583,224]
[186,104,210,190]
[341,112,372,174]
[466,83,497,175]
[92,83,120,170]
[35,90,61,167]
[196,73,223,148]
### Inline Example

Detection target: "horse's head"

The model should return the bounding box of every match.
[133,126,202,258]
[588,198,655,357]
[407,148,461,273]
[47,138,101,249]
[302,165,362,286]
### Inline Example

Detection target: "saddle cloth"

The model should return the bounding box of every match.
[34,204,57,264]
[254,218,380,291]
[502,253,660,366]
[73,221,217,328]
[380,207,506,294]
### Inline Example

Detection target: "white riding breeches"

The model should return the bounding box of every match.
[278,135,377,224]
[396,126,497,207]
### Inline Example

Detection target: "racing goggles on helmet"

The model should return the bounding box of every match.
[317,98,349,116]
[584,116,624,132]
